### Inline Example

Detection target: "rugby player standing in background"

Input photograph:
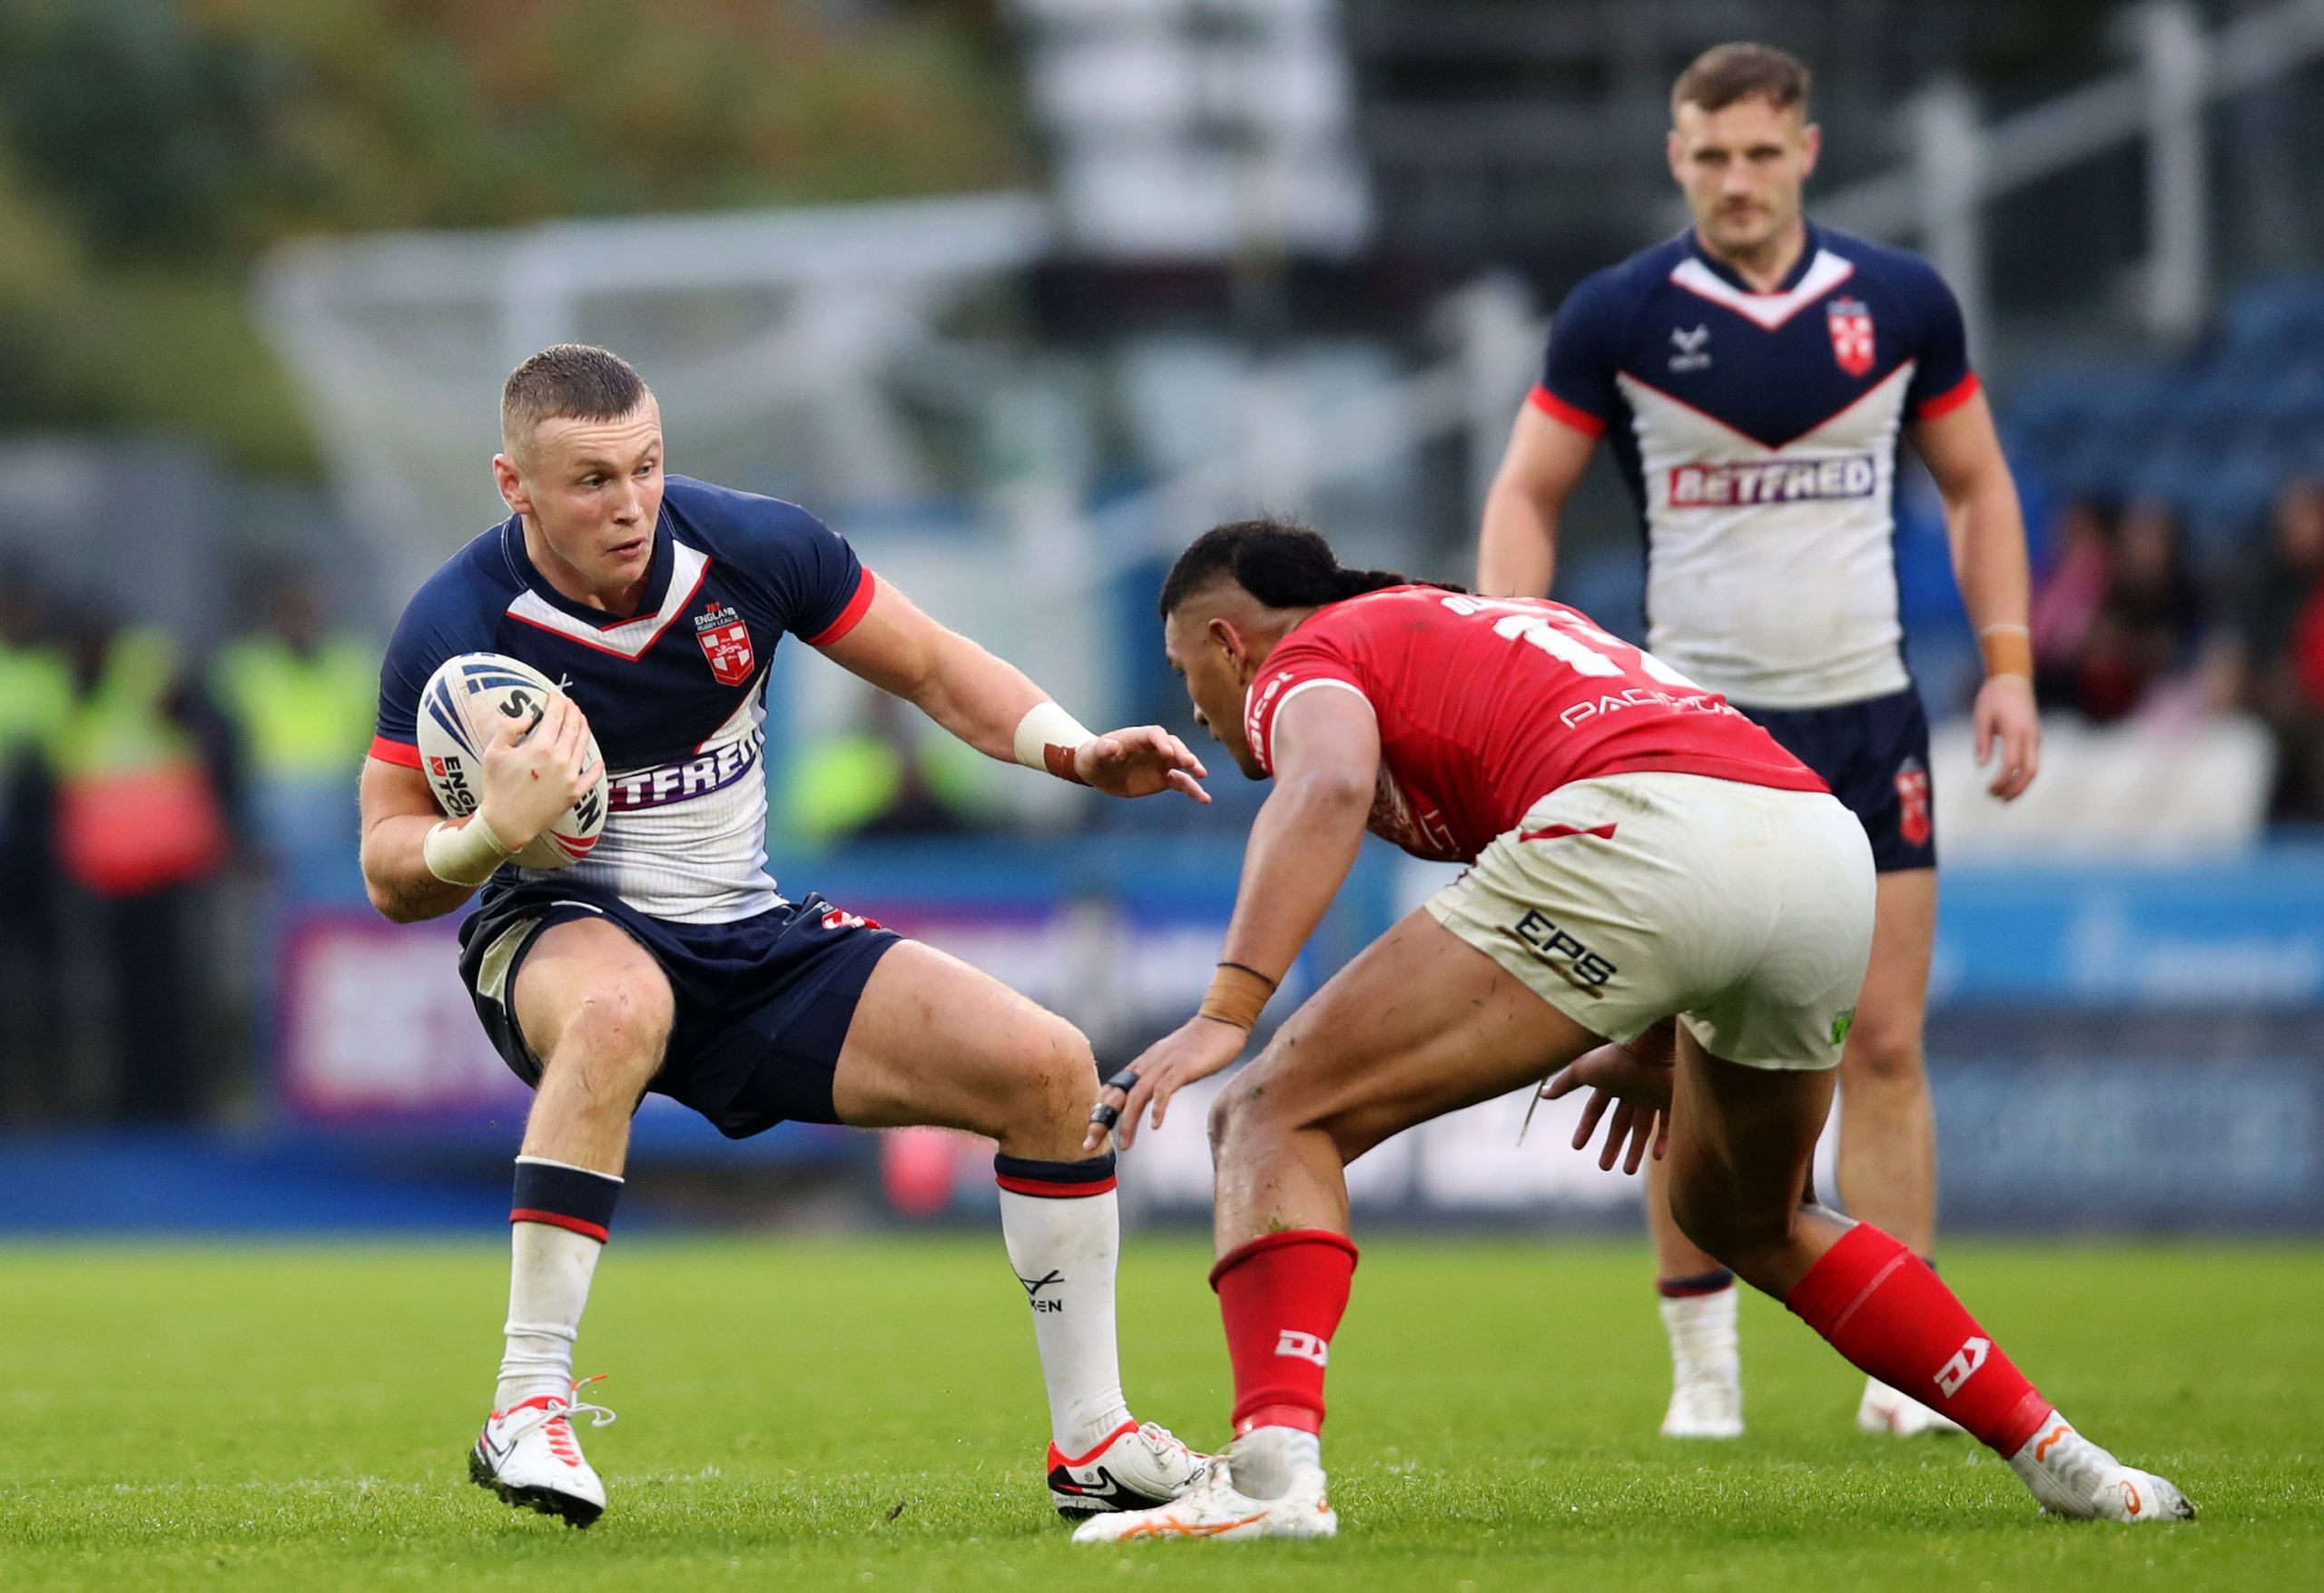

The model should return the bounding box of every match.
[1476,43,2042,1441]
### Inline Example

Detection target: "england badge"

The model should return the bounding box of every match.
[693,600,754,685]
[1894,756,1933,849]
[1827,296,1876,378]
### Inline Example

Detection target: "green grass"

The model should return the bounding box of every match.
[1,1238,2316,1591]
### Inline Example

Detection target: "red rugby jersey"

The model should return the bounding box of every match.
[1243,586,1827,863]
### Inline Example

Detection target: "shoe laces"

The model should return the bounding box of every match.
[499,1374,618,1449]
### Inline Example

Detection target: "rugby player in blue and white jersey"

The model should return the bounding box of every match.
[1478,44,2043,1441]
[359,345,1211,1527]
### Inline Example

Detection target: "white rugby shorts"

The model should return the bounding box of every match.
[1425,772,1876,1069]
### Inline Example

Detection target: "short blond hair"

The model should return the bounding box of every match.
[500,344,649,461]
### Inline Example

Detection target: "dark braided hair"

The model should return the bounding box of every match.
[1157,516,1463,619]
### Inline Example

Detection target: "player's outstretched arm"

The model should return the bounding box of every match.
[359,694,597,922]
[1915,388,2041,801]
[816,575,1208,801]
[1477,401,1597,598]
[1085,687,1381,1153]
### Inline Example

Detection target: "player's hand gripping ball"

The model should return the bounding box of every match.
[416,654,607,870]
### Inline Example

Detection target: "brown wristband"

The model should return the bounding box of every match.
[1041,743,1088,785]
[1978,627,2034,679]
[1196,962,1277,1031]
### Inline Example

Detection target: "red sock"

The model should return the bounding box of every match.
[1787,1224,2053,1454]
[1210,1229,1359,1435]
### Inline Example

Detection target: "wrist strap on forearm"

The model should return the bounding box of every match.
[1198,961,1278,1032]
[1977,623,2034,679]
[423,813,515,886]
[1012,701,1094,784]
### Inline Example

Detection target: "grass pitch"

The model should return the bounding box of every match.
[0,1236,2315,1591]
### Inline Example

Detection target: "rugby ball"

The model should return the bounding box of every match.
[415,653,607,870]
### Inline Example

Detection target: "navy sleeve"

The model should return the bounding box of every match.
[1899,255,1978,418]
[371,573,495,766]
[750,500,872,644]
[1532,269,1630,438]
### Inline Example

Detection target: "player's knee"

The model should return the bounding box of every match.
[544,971,674,1094]
[1207,1046,1303,1157]
[1668,1177,1793,1265]
[1841,1017,1923,1088]
[998,1016,1098,1136]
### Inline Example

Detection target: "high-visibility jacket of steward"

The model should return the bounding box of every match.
[0,641,72,766]
[49,627,228,898]
[212,633,376,782]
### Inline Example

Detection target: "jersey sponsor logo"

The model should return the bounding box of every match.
[1504,909,1618,994]
[693,600,754,686]
[1827,295,1876,378]
[1935,1334,1989,1399]
[1245,669,1297,768]
[1669,323,1712,372]
[605,733,763,811]
[1558,686,1739,731]
[1667,456,1877,508]
[1275,1329,1330,1366]
[1895,755,1933,847]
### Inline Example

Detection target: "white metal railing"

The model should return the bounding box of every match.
[1821,0,2324,343]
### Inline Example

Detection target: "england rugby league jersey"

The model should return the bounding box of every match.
[1532,223,1979,709]
[370,476,874,924]
[1243,585,1823,865]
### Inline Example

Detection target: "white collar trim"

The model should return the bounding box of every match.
[1669,249,1856,329]
[507,541,711,660]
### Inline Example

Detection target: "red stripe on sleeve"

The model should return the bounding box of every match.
[805,567,878,647]
[1527,385,1607,438]
[368,735,423,768]
[1917,370,1981,420]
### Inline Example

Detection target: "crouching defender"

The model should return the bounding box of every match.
[359,344,1209,1527]
[1073,520,2191,1542]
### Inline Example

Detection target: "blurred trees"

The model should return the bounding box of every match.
[0,0,1024,474]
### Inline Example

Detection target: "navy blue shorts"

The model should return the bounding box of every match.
[457,882,901,1139]
[1734,686,1936,873]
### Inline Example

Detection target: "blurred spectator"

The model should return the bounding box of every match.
[2225,478,2324,821]
[787,688,991,844]
[0,567,71,1119]
[52,605,235,1121]
[211,566,376,860]
[2031,497,2115,711]
[2043,500,2211,723]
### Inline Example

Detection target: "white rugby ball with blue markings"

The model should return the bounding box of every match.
[415,653,606,871]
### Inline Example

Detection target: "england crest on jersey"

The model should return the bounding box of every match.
[1827,297,1876,378]
[693,600,754,685]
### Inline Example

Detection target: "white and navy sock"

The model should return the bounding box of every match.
[1658,1267,1739,1388]
[497,1155,622,1412]
[995,1150,1133,1458]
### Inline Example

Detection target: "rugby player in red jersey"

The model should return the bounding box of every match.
[1070,520,2188,1543]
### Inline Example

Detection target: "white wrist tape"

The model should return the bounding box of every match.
[1012,700,1096,781]
[423,813,516,887]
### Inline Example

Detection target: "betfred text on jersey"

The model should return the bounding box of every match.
[1668,455,1876,508]
[606,736,763,811]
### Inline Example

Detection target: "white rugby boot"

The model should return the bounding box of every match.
[1857,1376,1968,1436]
[2007,1415,2195,1522]
[1048,1418,1208,1519]
[1072,1431,1335,1543]
[1659,1290,1743,1439]
[468,1376,616,1528]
